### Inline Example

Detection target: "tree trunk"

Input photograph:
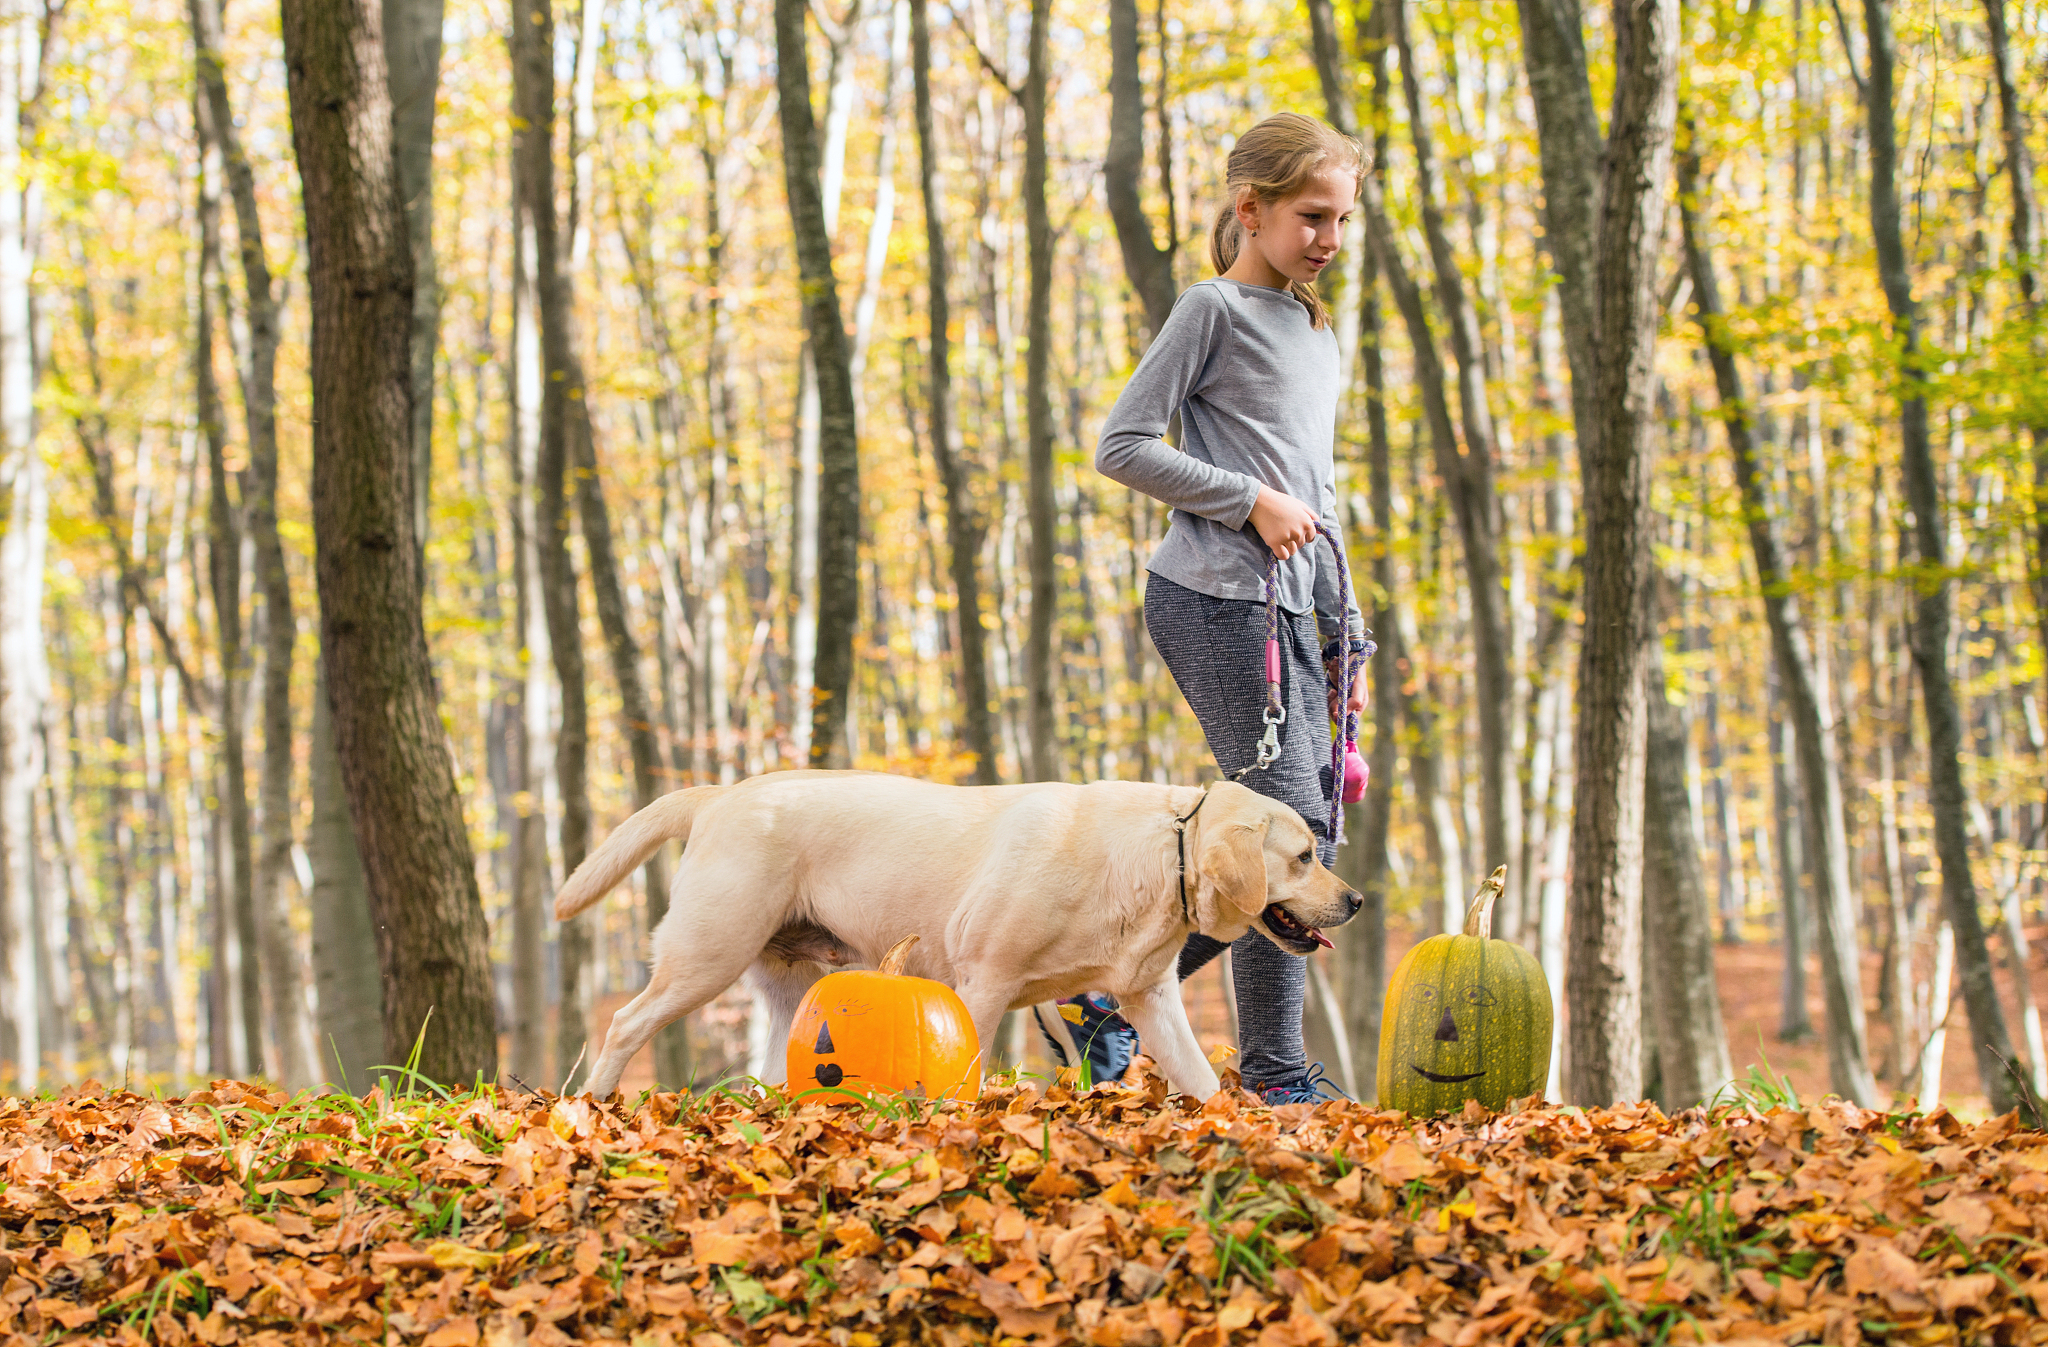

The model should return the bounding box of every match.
[775,0,862,769]
[563,0,676,1086]
[1023,0,1057,782]
[0,437,45,1094]
[1769,680,1812,1042]
[1304,0,1390,1097]
[1857,0,2017,1115]
[0,0,46,1091]
[1677,147,1874,1100]
[191,0,311,1090]
[511,0,595,1091]
[0,0,48,1090]
[1518,0,1679,1105]
[911,0,998,785]
[282,0,499,1085]
[507,217,551,1085]
[1641,603,1734,1108]
[849,0,909,405]
[195,83,265,1078]
[309,655,380,1090]
[1980,0,2047,848]
[1104,0,1176,344]
[1390,0,1516,931]
[384,0,443,563]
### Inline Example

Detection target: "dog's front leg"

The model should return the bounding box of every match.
[1117,976,1221,1100]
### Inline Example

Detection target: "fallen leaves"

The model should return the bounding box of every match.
[0,1072,2045,1345]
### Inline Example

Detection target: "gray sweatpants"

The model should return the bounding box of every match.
[1145,572,1336,1089]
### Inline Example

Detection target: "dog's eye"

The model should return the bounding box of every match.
[1298,850,1313,866]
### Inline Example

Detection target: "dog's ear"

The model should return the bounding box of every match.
[1198,817,1271,918]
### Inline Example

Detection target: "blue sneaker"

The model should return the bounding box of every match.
[1251,1062,1351,1106]
[1035,994,1139,1087]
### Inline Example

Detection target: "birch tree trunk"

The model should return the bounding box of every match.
[1856,0,2016,1115]
[507,217,551,1085]
[1678,145,1875,1101]
[911,0,998,784]
[190,0,311,1090]
[0,0,46,1092]
[282,0,499,1085]
[775,0,862,769]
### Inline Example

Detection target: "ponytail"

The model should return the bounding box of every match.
[1209,113,1364,331]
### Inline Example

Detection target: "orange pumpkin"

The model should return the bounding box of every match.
[785,934,982,1101]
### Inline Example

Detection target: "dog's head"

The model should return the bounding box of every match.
[1191,782,1362,953]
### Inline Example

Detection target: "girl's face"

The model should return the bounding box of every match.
[1233,164,1358,288]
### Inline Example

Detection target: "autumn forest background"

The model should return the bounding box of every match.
[0,0,2041,1121]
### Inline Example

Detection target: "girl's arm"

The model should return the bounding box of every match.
[1095,286,1260,527]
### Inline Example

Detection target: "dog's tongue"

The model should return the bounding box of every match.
[1309,928,1333,950]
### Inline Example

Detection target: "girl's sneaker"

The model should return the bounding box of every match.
[1250,1062,1350,1105]
[1034,993,1139,1087]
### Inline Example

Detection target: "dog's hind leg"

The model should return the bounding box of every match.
[581,851,792,1099]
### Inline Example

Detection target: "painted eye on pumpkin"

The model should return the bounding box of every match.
[1464,988,1499,1007]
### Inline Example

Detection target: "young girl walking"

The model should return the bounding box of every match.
[1058,112,1368,1104]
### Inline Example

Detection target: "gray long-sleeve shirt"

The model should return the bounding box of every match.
[1096,278,1364,642]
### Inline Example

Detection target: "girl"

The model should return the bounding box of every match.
[1075,112,1369,1104]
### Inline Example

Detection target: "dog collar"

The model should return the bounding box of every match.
[1172,786,1214,926]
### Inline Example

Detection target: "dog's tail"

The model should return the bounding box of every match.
[553,786,722,920]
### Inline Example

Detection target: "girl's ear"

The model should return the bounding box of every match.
[1234,188,1261,236]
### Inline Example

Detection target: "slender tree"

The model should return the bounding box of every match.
[1388,0,1517,929]
[193,86,264,1075]
[1022,0,1056,781]
[281,0,499,1085]
[775,0,862,768]
[1104,0,1176,344]
[190,0,313,1089]
[1516,0,1680,1104]
[1854,0,2016,1114]
[1678,136,1874,1103]
[1979,0,2045,797]
[912,0,998,784]
[511,0,596,1089]
[385,0,444,557]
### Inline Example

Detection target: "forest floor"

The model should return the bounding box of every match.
[4,1072,2048,1346]
[594,920,2048,1118]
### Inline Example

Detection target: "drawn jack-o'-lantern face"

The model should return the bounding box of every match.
[1377,868,1552,1115]
[784,935,981,1101]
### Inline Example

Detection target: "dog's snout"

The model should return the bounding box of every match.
[1344,889,1363,917]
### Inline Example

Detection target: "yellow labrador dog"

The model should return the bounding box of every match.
[554,771,1361,1100]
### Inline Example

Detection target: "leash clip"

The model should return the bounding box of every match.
[1253,708,1285,770]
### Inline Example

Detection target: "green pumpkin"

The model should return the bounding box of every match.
[1377,866,1553,1115]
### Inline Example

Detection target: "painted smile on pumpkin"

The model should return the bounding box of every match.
[1412,1066,1486,1083]
[1262,904,1333,950]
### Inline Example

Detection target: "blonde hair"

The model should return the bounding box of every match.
[1208,113,1365,330]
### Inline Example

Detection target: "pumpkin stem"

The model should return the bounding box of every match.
[879,934,921,977]
[1462,866,1508,939]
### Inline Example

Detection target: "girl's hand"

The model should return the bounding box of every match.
[1248,485,1318,560]
[1326,660,1368,719]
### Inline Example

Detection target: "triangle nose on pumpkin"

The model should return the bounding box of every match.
[1434,1008,1460,1043]
[814,1022,835,1054]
